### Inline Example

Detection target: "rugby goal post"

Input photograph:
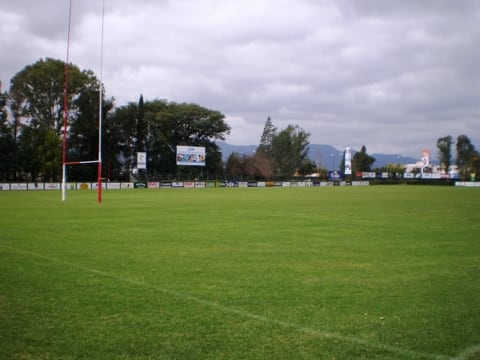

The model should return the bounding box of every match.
[61,0,105,203]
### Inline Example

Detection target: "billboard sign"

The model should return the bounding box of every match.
[176,146,205,166]
[328,171,343,180]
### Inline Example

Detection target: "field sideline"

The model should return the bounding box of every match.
[1,186,479,359]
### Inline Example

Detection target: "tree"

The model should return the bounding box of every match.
[437,135,453,174]
[471,153,480,180]
[352,145,375,173]
[9,58,93,135]
[8,58,105,181]
[0,87,15,180]
[3,86,25,181]
[256,116,276,158]
[105,101,140,180]
[110,99,230,179]
[245,153,274,179]
[136,94,146,153]
[456,135,479,179]
[296,158,316,176]
[225,152,246,179]
[16,126,43,181]
[271,125,310,177]
[383,163,405,179]
[67,75,114,181]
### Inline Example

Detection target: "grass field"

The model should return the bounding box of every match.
[1,186,479,359]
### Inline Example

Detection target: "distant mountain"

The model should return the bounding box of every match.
[217,141,418,169]
[216,142,257,159]
[369,153,417,168]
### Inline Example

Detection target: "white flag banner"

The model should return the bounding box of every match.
[344,147,352,175]
[137,152,147,169]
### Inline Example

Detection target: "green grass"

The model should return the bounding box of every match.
[1,186,479,359]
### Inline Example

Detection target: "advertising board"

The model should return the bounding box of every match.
[176,146,205,166]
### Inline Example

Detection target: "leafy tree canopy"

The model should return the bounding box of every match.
[109,99,230,178]
[437,135,453,172]
[271,124,310,177]
[353,145,375,172]
[7,58,105,181]
[456,134,479,178]
[256,116,276,157]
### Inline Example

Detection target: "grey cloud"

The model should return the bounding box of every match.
[1,0,479,158]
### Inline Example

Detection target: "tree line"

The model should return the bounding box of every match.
[0,58,318,182]
[1,58,479,182]
[225,117,313,179]
[0,58,230,182]
[437,135,479,179]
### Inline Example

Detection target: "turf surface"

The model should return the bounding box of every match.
[1,186,479,359]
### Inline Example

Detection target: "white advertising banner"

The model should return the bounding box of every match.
[107,182,121,189]
[11,183,27,190]
[45,183,61,190]
[27,183,42,190]
[176,146,205,166]
[137,152,147,169]
[362,172,376,178]
[92,182,106,189]
[344,147,352,175]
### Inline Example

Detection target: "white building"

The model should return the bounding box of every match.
[403,149,458,179]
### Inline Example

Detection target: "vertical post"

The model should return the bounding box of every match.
[62,0,73,202]
[97,0,105,204]
[62,164,66,201]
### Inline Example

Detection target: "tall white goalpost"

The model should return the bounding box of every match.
[62,0,105,203]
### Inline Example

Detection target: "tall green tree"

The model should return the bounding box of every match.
[353,145,375,173]
[9,58,92,135]
[437,135,453,173]
[136,94,146,153]
[256,116,276,158]
[456,134,479,179]
[16,126,43,181]
[0,88,15,180]
[67,80,114,180]
[271,125,310,177]
[3,90,23,180]
[106,101,139,180]
[8,58,105,181]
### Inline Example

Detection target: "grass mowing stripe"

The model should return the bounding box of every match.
[0,243,450,360]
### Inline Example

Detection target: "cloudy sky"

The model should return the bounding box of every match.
[1,0,479,158]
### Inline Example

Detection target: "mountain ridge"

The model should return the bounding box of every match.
[217,141,418,169]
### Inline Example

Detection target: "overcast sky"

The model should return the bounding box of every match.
[1,0,479,158]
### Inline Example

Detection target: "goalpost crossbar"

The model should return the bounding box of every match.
[65,160,100,165]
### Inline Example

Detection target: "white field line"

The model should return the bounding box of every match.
[1,243,475,360]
